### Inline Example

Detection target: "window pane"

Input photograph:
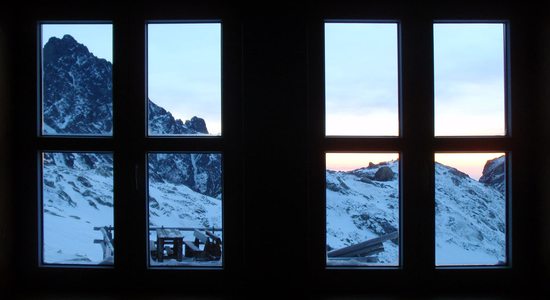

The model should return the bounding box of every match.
[148,153,223,267]
[325,23,399,136]
[42,152,114,265]
[326,153,400,267]
[434,23,505,136]
[147,23,221,136]
[435,153,507,266]
[41,24,113,136]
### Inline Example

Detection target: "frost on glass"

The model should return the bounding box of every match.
[325,23,399,136]
[435,153,507,266]
[326,153,400,267]
[147,23,221,136]
[434,23,505,136]
[42,152,114,265]
[148,153,223,267]
[41,24,113,136]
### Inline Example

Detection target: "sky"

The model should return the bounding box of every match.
[435,153,505,181]
[148,23,221,136]
[434,23,505,136]
[325,23,399,136]
[325,22,505,177]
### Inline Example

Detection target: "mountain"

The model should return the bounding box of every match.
[435,157,506,265]
[43,35,113,135]
[326,157,506,266]
[326,160,400,265]
[148,100,209,135]
[42,34,221,197]
[41,35,222,265]
[43,34,209,136]
[479,155,506,195]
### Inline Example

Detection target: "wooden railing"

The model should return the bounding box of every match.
[327,231,398,258]
[93,226,114,263]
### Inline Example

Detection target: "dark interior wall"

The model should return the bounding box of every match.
[0,14,14,293]
[538,15,550,293]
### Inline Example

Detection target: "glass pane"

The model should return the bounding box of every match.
[41,24,113,136]
[148,23,221,136]
[42,152,114,265]
[325,23,399,136]
[434,23,505,136]
[326,153,400,267]
[435,153,507,266]
[148,153,223,267]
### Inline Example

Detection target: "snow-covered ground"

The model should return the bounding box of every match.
[326,158,506,267]
[42,152,223,267]
[435,162,506,266]
[42,152,114,264]
[326,160,399,266]
[148,180,222,267]
[42,151,504,268]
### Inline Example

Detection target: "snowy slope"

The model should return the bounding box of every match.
[435,161,506,265]
[42,152,114,264]
[326,160,399,266]
[326,158,506,267]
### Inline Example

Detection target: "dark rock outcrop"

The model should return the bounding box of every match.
[374,166,394,181]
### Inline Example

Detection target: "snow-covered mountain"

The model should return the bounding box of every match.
[42,35,113,135]
[435,157,506,266]
[41,35,222,265]
[326,156,506,266]
[326,160,400,265]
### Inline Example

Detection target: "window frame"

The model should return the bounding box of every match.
[15,0,244,292]
[37,21,116,268]
[9,0,536,296]
[322,19,404,269]
[306,1,520,293]
[143,20,225,270]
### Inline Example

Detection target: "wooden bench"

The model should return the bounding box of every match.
[156,228,184,262]
[183,240,201,258]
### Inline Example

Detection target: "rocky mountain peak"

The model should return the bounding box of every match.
[479,155,506,194]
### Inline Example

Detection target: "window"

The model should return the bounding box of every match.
[36,21,227,269]
[13,1,529,294]
[39,23,115,266]
[433,23,510,267]
[319,20,511,271]
[146,23,224,268]
[434,153,507,266]
[324,22,401,267]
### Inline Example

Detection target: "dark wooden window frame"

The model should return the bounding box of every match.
[10,0,539,296]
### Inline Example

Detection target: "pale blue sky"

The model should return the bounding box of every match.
[325,22,506,176]
[434,23,505,136]
[42,24,113,62]
[148,23,221,135]
[325,23,399,136]
[325,22,505,138]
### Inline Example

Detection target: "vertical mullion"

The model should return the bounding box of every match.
[113,9,147,280]
[401,16,435,282]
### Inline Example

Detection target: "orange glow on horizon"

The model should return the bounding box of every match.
[326,152,504,181]
[326,153,399,172]
[435,153,505,180]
